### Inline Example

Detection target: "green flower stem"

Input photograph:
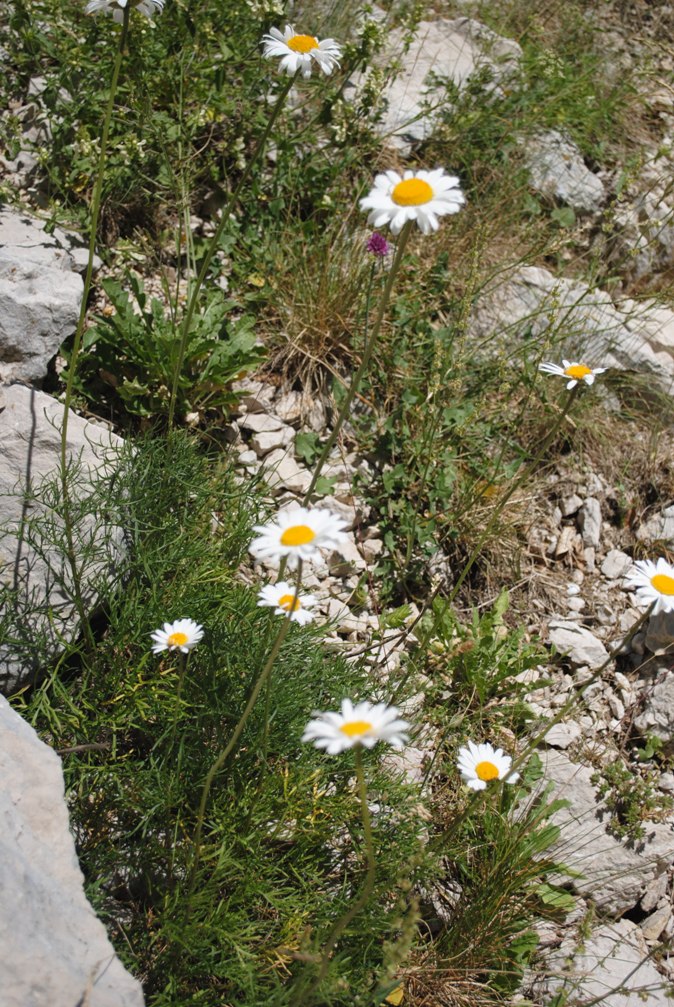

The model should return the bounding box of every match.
[428,603,657,852]
[166,73,296,428]
[185,560,303,904]
[444,385,579,609]
[392,385,580,703]
[303,747,377,999]
[301,221,413,505]
[58,6,130,651]
[429,786,487,852]
[169,650,189,754]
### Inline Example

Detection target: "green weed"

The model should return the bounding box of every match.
[69,273,263,425]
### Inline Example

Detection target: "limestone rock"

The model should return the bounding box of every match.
[0,248,82,385]
[531,752,665,914]
[0,385,123,693]
[525,130,606,213]
[606,143,674,284]
[384,745,428,786]
[348,17,521,152]
[0,209,74,270]
[0,697,144,1007]
[468,265,674,395]
[544,720,582,749]
[636,504,674,544]
[328,534,367,575]
[560,493,583,517]
[601,549,632,579]
[641,905,672,942]
[547,619,609,668]
[578,497,602,548]
[238,411,285,434]
[274,390,302,424]
[644,610,674,654]
[231,378,275,413]
[362,537,384,563]
[634,673,674,749]
[250,423,294,457]
[262,448,312,495]
[537,919,671,1005]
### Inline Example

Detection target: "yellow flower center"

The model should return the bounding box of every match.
[651,573,674,596]
[475,760,500,782]
[287,33,319,53]
[278,593,301,612]
[168,631,188,648]
[340,720,373,738]
[563,364,592,380]
[391,178,434,206]
[280,524,316,547]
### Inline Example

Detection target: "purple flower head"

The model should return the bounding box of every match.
[366,232,391,257]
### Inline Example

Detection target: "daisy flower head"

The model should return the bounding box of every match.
[250,505,348,570]
[457,741,519,791]
[151,618,204,655]
[261,24,341,78]
[257,580,317,625]
[625,558,674,615]
[539,360,606,390]
[302,699,410,755]
[85,0,164,21]
[359,168,465,236]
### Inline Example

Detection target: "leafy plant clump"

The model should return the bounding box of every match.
[71,274,263,425]
[14,435,432,1005]
[592,759,673,841]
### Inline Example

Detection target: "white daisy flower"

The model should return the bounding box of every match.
[249,505,348,570]
[151,618,204,655]
[359,168,465,236]
[261,24,342,78]
[257,580,317,626]
[538,360,606,390]
[457,741,519,791]
[85,0,164,21]
[625,558,674,615]
[302,699,410,755]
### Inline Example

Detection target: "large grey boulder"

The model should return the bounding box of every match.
[529,751,674,915]
[0,696,144,1006]
[348,17,521,152]
[0,385,123,693]
[0,208,89,384]
[535,919,671,1005]
[525,130,606,214]
[469,265,674,396]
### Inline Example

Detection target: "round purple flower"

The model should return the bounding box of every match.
[366,232,391,257]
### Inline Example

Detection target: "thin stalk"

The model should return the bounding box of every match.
[430,787,488,851]
[428,603,657,849]
[392,386,580,702]
[58,6,130,651]
[300,747,377,1000]
[185,561,303,903]
[301,222,414,505]
[168,651,189,754]
[167,74,296,428]
[444,385,579,608]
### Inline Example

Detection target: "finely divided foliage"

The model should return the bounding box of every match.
[3,0,672,1004]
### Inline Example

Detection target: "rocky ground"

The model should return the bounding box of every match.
[2,2,674,1004]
